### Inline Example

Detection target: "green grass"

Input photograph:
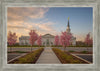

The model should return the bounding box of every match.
[9,48,44,64]
[52,48,87,64]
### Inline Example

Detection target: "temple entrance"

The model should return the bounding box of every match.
[46,39,50,47]
[42,34,55,47]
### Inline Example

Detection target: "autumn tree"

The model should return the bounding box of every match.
[29,30,38,51]
[85,33,93,46]
[54,35,59,46]
[89,38,93,46]
[60,32,72,51]
[7,31,17,51]
[37,35,42,47]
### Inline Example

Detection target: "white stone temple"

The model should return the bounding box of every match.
[19,18,76,46]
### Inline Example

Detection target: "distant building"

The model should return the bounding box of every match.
[19,18,76,46]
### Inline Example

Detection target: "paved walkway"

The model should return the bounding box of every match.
[36,47,61,64]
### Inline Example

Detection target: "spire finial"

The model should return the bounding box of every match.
[68,17,69,20]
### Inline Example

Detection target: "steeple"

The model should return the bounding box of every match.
[66,17,71,33]
[67,17,70,27]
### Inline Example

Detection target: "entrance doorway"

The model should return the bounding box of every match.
[46,39,50,47]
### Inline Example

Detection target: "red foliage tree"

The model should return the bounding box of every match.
[29,30,38,51]
[37,35,42,47]
[60,32,72,51]
[89,38,93,45]
[54,35,59,46]
[85,33,93,46]
[7,31,17,51]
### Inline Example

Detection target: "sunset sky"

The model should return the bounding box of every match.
[7,7,93,42]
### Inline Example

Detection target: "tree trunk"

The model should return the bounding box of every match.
[31,47,32,52]
[64,47,66,52]
[87,44,89,51]
[10,47,11,52]
[31,45,32,52]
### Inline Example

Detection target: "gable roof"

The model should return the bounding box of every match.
[42,34,55,38]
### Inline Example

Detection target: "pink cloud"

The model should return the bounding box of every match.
[7,7,49,23]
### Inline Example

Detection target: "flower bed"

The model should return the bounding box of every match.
[52,48,88,64]
[9,48,44,64]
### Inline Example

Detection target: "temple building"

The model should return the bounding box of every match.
[19,34,55,46]
[19,18,76,46]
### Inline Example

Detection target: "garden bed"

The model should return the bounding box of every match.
[9,48,44,64]
[52,48,89,64]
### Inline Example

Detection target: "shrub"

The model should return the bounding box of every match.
[69,50,75,52]
[52,48,86,63]
[81,51,88,54]
[8,51,28,53]
[10,48,44,64]
[8,45,45,47]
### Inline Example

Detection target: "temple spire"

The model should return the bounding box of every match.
[66,17,71,33]
[67,17,70,27]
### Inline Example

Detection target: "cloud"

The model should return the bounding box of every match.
[24,21,58,35]
[7,7,49,23]
[8,25,27,29]
[74,34,86,42]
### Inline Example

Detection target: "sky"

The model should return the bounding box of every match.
[7,7,93,42]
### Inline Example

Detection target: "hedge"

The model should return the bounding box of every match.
[10,48,44,64]
[51,45,92,47]
[8,45,45,47]
[52,48,87,64]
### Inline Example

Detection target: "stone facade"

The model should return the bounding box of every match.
[19,34,55,46]
[41,34,55,46]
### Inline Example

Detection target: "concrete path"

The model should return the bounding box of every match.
[36,47,61,64]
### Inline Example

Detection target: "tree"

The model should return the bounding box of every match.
[37,35,42,47]
[7,31,17,51]
[89,38,93,46]
[60,32,72,51]
[54,35,59,46]
[29,30,38,51]
[85,33,93,51]
[85,33,93,46]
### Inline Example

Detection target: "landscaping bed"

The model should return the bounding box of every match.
[52,48,88,64]
[9,48,44,64]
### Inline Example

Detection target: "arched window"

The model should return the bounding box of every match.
[51,42,53,45]
[43,42,45,45]
[46,39,49,45]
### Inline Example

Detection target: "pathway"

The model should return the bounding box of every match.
[36,47,61,64]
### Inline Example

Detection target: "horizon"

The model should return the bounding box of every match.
[7,7,93,42]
